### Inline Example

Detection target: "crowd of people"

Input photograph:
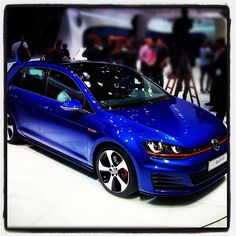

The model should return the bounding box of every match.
[11,30,228,121]
[81,33,170,88]
[82,33,139,69]
[43,39,71,61]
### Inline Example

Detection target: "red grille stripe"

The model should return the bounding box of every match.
[148,136,228,158]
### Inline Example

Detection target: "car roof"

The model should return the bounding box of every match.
[13,60,135,72]
[18,60,125,68]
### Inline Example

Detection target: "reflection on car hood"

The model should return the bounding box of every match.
[108,97,227,148]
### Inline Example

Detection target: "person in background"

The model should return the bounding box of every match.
[50,39,63,61]
[11,34,31,62]
[120,36,138,69]
[41,45,54,61]
[61,43,71,60]
[169,8,194,92]
[174,51,192,100]
[199,39,212,93]
[102,37,111,62]
[172,8,193,50]
[205,41,215,93]
[82,33,105,61]
[153,39,168,87]
[212,38,227,121]
[109,39,123,64]
[139,38,156,77]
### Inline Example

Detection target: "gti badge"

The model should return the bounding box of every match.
[211,139,220,151]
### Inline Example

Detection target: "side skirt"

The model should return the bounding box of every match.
[20,136,95,174]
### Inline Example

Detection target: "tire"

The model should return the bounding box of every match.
[7,113,21,144]
[96,145,138,197]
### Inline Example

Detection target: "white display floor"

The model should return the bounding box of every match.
[7,143,227,228]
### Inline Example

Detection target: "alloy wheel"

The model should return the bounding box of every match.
[98,150,129,193]
[7,114,14,141]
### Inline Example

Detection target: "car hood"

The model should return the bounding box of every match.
[108,97,227,148]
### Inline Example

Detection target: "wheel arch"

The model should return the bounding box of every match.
[7,110,22,136]
[92,141,139,182]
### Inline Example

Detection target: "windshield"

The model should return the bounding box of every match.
[68,63,170,109]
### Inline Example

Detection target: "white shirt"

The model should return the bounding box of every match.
[11,41,28,62]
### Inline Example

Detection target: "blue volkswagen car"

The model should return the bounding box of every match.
[7,61,228,197]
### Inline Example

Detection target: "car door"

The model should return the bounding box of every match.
[36,68,94,164]
[8,66,47,141]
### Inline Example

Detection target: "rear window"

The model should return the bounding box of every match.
[10,66,46,95]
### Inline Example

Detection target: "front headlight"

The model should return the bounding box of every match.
[142,141,190,159]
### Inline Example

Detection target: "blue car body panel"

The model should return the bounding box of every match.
[108,97,226,147]
[7,61,228,196]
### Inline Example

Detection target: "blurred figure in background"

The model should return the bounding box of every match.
[174,51,192,100]
[120,36,138,69]
[108,36,124,64]
[82,33,105,61]
[153,39,168,87]
[139,38,156,77]
[171,8,193,52]
[205,41,215,93]
[102,37,111,62]
[11,34,31,62]
[211,38,227,121]
[41,44,54,61]
[170,8,195,99]
[50,39,63,61]
[61,43,71,60]
[199,39,213,93]
[44,39,71,61]
[169,8,193,73]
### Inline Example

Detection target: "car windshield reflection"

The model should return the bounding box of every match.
[68,63,170,109]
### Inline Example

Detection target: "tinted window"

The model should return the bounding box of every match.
[46,70,93,112]
[11,67,46,95]
[69,63,169,109]
[49,70,78,90]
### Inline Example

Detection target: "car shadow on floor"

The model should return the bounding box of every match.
[21,143,227,205]
[27,143,98,180]
[139,177,227,206]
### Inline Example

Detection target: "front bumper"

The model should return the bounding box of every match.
[136,142,228,196]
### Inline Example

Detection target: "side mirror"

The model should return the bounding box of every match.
[60,99,83,112]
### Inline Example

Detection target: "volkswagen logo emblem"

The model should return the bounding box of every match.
[211,139,220,151]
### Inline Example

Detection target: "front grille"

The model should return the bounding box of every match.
[191,162,227,185]
[152,174,188,190]
[190,136,228,154]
